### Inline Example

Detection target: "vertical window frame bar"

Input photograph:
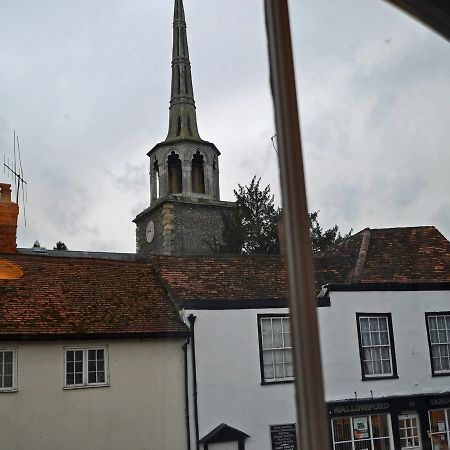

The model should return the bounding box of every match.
[264,2,330,449]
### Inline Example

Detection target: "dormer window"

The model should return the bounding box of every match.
[168,151,183,194]
[192,151,205,194]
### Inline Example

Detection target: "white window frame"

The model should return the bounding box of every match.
[258,314,294,384]
[428,408,450,449]
[331,414,393,450]
[0,348,17,392]
[426,313,450,375]
[64,346,109,389]
[356,313,397,380]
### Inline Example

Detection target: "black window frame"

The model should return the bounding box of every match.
[425,311,450,377]
[356,313,398,381]
[257,313,294,385]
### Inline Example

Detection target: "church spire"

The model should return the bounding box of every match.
[166,0,201,142]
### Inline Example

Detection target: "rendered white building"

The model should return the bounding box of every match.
[153,226,450,450]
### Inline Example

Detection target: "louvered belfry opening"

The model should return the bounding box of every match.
[153,159,160,199]
[168,151,183,194]
[192,151,205,194]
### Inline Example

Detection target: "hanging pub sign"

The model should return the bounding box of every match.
[270,424,297,450]
[353,417,369,440]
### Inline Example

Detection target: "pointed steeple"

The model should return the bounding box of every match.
[166,0,201,142]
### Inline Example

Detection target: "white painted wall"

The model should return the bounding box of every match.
[318,290,450,402]
[185,308,296,450]
[0,338,187,450]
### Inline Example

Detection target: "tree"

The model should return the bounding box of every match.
[53,241,68,251]
[221,176,280,254]
[309,211,352,254]
[32,240,41,248]
[221,176,351,255]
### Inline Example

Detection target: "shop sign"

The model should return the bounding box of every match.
[332,402,390,415]
[270,424,297,450]
[429,398,450,407]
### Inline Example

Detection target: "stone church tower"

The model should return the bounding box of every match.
[134,0,234,257]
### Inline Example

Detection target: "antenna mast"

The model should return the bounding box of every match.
[3,130,28,225]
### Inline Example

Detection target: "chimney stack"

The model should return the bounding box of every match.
[0,183,19,254]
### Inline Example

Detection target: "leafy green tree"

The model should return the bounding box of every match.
[221,176,280,254]
[221,177,351,255]
[309,211,352,254]
[53,241,68,251]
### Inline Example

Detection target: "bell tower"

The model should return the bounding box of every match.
[134,0,234,257]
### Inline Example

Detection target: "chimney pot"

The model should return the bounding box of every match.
[0,183,12,203]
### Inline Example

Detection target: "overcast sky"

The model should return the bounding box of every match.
[1,0,449,252]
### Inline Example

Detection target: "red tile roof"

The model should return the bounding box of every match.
[314,226,450,288]
[153,226,450,305]
[0,254,189,338]
[152,255,288,303]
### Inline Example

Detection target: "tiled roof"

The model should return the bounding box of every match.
[0,254,189,338]
[314,226,450,287]
[152,255,288,304]
[153,226,450,305]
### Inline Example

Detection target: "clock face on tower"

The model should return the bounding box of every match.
[146,220,155,243]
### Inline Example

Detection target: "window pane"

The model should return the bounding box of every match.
[429,410,447,433]
[88,361,96,372]
[372,415,389,438]
[67,350,75,362]
[88,371,96,384]
[262,333,273,349]
[335,443,353,450]
[285,363,293,378]
[75,372,83,384]
[66,373,74,385]
[75,361,83,373]
[373,438,390,450]
[382,360,391,374]
[372,332,381,346]
[273,333,283,348]
[369,318,379,331]
[380,332,389,345]
[3,363,13,376]
[261,318,272,333]
[431,330,439,343]
[88,349,96,361]
[333,417,352,442]
[355,440,373,450]
[282,318,290,333]
[378,319,388,331]
[75,350,83,361]
[273,349,283,364]
[272,318,282,333]
[4,351,13,364]
[264,364,274,380]
[3,375,12,388]
[362,332,371,346]
[360,318,369,331]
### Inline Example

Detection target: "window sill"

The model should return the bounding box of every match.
[361,375,399,381]
[261,379,294,386]
[431,371,450,377]
[64,383,110,390]
[0,388,18,393]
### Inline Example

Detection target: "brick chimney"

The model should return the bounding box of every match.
[0,183,19,254]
